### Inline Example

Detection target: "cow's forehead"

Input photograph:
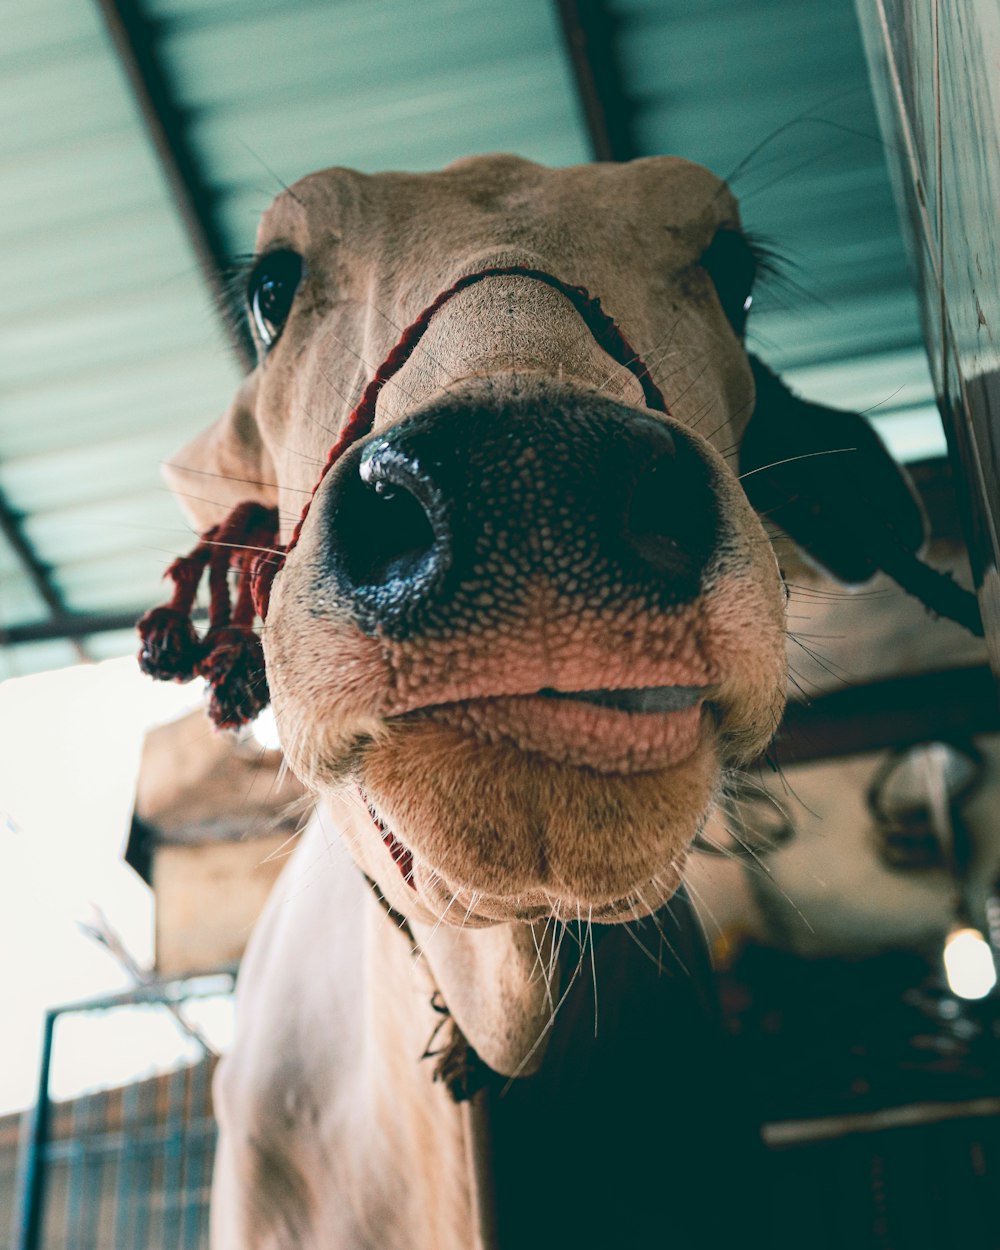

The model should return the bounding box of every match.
[255,154,739,256]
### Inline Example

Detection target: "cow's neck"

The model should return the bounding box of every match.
[374,884,772,1250]
[332,787,562,1082]
[340,796,767,1250]
[406,914,558,1079]
[345,845,562,1245]
[360,898,480,1250]
[358,889,559,1250]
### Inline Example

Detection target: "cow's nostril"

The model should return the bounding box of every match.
[356,479,437,585]
[327,444,449,604]
[624,444,714,576]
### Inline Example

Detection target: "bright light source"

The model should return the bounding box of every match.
[250,706,281,751]
[943,926,997,1000]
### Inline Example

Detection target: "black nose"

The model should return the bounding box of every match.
[323,384,720,638]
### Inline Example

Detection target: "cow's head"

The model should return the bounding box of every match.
[164,155,923,1070]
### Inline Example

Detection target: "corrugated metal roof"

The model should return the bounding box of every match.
[0,0,943,679]
[151,0,589,248]
[0,0,239,677]
[614,0,938,458]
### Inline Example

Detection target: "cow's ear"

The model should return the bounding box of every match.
[163,370,278,532]
[740,355,927,583]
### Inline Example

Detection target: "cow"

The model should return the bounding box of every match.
[144,153,949,1248]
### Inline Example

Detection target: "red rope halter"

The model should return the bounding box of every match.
[137,266,668,728]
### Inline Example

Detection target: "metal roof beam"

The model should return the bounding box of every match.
[0,607,205,648]
[554,0,637,162]
[0,610,143,647]
[96,0,255,370]
[0,487,88,662]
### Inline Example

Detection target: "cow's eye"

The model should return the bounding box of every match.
[699,229,757,336]
[248,250,304,348]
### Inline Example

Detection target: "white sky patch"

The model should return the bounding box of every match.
[0,658,230,1115]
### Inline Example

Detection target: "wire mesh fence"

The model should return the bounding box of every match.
[12,975,233,1250]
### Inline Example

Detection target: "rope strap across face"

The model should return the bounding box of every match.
[137,265,667,728]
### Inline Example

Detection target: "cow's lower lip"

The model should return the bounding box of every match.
[407,693,710,773]
[359,779,685,922]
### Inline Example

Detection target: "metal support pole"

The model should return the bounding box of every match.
[15,1010,56,1250]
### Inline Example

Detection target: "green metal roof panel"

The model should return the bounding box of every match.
[149,0,589,252]
[0,637,80,681]
[2,349,236,461]
[4,0,105,61]
[0,563,52,625]
[11,205,205,321]
[0,0,237,664]
[0,431,173,514]
[613,0,940,456]
[2,44,129,155]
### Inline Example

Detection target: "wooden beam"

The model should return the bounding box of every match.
[773,663,1000,765]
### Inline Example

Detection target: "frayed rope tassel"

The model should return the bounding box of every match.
[137,501,282,729]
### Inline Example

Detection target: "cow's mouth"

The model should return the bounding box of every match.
[394,684,715,773]
[539,685,707,713]
[360,683,714,896]
[361,788,417,889]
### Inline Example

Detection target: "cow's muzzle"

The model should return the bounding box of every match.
[322,380,721,639]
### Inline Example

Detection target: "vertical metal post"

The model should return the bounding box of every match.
[15,1010,57,1250]
[131,1077,153,1250]
[64,1083,91,1245]
[113,1078,141,1248]
[162,1062,186,1248]
[179,1058,208,1248]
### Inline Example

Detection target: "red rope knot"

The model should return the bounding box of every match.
[198,627,269,728]
[136,502,280,727]
[250,549,285,621]
[137,528,219,681]
[196,502,282,727]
